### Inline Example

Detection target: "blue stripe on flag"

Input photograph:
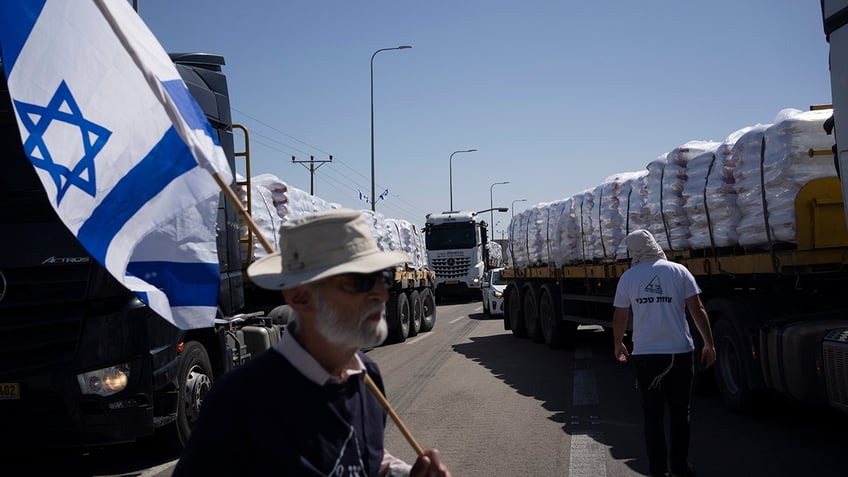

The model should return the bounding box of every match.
[0,0,47,74]
[78,126,197,263]
[127,261,220,307]
[161,79,220,146]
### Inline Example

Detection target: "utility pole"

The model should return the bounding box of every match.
[292,155,333,195]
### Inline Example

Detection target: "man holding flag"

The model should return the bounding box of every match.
[173,209,452,477]
[1,0,447,469]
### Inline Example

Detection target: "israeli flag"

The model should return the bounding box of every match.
[0,0,234,329]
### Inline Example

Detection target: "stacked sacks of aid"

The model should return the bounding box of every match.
[643,141,721,251]
[683,127,754,249]
[236,173,342,263]
[236,173,429,271]
[507,107,837,266]
[509,203,552,268]
[733,109,837,246]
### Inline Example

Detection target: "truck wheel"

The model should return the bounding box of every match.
[539,284,566,349]
[419,288,437,332]
[506,284,526,337]
[713,319,753,412]
[409,290,422,337]
[174,341,213,448]
[386,293,410,344]
[522,283,543,343]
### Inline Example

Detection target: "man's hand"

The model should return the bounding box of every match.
[614,341,630,363]
[701,345,716,368]
[410,448,451,477]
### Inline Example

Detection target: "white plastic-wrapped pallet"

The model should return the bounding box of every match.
[731,124,772,246]
[551,197,578,266]
[643,153,670,249]
[384,217,428,270]
[606,171,648,259]
[527,203,551,266]
[539,199,569,265]
[761,109,837,243]
[623,170,651,249]
[596,172,642,261]
[651,141,720,251]
[689,127,751,248]
[577,189,597,260]
[508,208,530,268]
[733,109,835,247]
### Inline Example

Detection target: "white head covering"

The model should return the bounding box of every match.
[625,229,667,265]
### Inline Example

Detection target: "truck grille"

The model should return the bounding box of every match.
[822,329,848,412]
[0,265,90,374]
[430,256,471,279]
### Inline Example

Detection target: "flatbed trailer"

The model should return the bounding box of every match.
[502,178,848,414]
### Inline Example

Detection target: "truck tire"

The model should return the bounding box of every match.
[522,283,543,343]
[506,283,526,337]
[419,288,437,332]
[539,284,567,349]
[386,293,410,344]
[174,341,213,448]
[409,290,422,337]
[713,318,753,412]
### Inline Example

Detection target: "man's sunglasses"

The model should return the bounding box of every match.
[340,268,396,294]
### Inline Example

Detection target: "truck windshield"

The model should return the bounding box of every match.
[426,223,477,250]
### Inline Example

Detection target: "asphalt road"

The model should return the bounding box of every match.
[372,300,848,477]
[6,300,847,476]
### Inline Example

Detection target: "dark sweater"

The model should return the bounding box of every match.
[172,349,388,476]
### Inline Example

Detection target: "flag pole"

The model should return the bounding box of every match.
[363,372,425,457]
[211,171,425,458]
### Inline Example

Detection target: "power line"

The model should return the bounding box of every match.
[230,109,433,223]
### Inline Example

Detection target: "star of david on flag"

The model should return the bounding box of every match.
[0,0,234,330]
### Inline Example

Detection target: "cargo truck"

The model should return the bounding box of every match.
[424,208,506,300]
[0,51,435,451]
[501,106,848,414]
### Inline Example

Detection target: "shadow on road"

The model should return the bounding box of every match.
[1,437,179,476]
[452,326,848,477]
[452,327,650,475]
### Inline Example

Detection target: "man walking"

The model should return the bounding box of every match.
[612,229,716,477]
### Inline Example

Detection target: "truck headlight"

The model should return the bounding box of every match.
[77,364,130,397]
[494,290,503,298]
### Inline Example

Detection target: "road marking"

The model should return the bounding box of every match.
[572,369,599,406]
[568,343,606,477]
[405,332,431,345]
[448,317,464,324]
[568,431,607,477]
[139,460,178,476]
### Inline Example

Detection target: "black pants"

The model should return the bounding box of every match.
[632,352,694,477]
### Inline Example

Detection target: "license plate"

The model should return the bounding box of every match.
[0,383,20,400]
[445,280,459,285]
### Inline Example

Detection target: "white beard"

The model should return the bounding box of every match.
[313,290,388,348]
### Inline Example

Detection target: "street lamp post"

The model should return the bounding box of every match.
[371,45,411,212]
[511,198,527,219]
[489,181,509,228]
[449,149,477,211]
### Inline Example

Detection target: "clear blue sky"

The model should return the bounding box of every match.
[139,1,831,236]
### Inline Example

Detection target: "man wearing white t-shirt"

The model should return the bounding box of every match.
[612,229,716,477]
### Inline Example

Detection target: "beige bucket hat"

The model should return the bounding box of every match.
[247,209,410,290]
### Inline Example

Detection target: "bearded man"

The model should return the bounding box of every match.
[173,209,451,477]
